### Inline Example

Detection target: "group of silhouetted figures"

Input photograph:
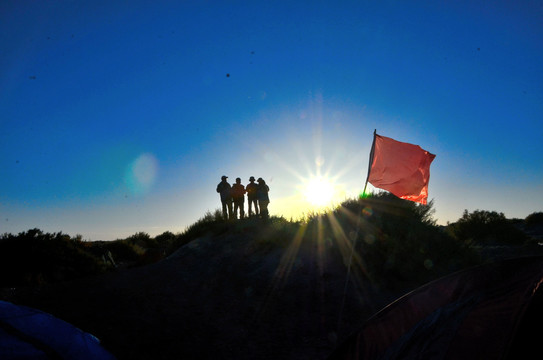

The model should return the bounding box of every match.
[216,175,270,219]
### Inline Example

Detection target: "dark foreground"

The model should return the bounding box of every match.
[5,231,542,360]
[1,234,398,360]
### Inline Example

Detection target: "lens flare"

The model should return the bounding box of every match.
[125,153,158,195]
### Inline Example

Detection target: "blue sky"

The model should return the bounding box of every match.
[1,1,542,240]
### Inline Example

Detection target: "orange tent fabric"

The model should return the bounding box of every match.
[368,134,435,205]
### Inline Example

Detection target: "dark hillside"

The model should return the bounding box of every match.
[3,231,388,359]
[1,195,504,359]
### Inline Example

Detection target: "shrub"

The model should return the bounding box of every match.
[449,209,528,246]
[526,212,543,226]
[154,231,177,248]
[100,239,144,263]
[126,232,157,248]
[0,195,485,290]
[328,193,478,288]
[0,229,104,287]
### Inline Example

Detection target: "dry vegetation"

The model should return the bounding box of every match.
[1,194,542,359]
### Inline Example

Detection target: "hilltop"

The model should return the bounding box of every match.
[0,226,366,358]
[3,231,382,359]
[2,194,542,359]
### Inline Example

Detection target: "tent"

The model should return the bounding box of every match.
[329,256,543,360]
[0,300,116,359]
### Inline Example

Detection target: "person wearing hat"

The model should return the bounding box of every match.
[246,176,259,217]
[257,177,270,219]
[216,175,232,219]
[231,177,246,219]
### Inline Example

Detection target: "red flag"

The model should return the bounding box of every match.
[368,134,436,205]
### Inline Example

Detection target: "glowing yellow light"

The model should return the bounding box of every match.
[303,176,335,208]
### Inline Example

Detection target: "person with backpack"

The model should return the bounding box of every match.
[257,178,270,219]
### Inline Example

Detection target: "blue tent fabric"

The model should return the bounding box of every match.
[0,300,116,360]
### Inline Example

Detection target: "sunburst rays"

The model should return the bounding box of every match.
[241,107,382,328]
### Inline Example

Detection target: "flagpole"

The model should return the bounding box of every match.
[362,129,377,197]
[337,129,377,338]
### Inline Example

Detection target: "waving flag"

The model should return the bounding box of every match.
[367,133,436,205]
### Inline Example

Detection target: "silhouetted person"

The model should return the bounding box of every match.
[216,175,232,219]
[231,177,246,219]
[246,176,259,217]
[257,178,270,219]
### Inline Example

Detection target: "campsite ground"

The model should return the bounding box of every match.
[3,222,543,359]
[2,233,402,360]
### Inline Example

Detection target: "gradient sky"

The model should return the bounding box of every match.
[1,1,542,240]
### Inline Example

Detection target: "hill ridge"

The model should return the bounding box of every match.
[6,229,389,359]
[3,195,542,359]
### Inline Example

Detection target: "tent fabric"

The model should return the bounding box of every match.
[368,135,435,205]
[329,256,543,360]
[0,300,116,360]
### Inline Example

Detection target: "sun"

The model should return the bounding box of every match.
[303,176,335,208]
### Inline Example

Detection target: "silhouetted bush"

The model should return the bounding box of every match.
[319,193,479,288]
[230,193,480,290]
[154,231,177,248]
[99,239,144,263]
[126,231,157,248]
[0,229,104,287]
[4,195,518,290]
[526,212,543,226]
[449,209,528,246]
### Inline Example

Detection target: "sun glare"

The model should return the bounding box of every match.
[303,176,335,208]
